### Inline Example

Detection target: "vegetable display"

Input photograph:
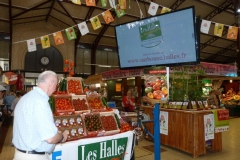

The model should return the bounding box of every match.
[72,98,89,111]
[67,78,83,95]
[84,115,103,132]
[100,115,118,131]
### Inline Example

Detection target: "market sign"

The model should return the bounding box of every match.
[102,69,144,80]
[169,62,237,77]
[4,72,18,85]
[78,138,128,160]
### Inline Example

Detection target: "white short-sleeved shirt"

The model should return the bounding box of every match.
[12,87,58,153]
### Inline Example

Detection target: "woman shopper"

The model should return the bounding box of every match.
[122,90,135,112]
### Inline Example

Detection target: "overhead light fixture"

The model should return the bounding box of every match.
[98,65,111,67]
[238,9,240,12]
[230,79,233,83]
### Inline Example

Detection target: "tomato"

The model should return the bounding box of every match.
[153,90,164,99]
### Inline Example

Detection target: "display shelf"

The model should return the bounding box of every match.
[66,77,84,95]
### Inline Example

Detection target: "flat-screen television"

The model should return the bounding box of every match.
[115,6,200,69]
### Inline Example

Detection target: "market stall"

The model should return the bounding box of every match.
[49,76,135,160]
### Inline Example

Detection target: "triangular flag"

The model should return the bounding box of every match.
[161,7,171,14]
[101,0,107,7]
[115,4,125,18]
[90,16,102,30]
[27,39,36,52]
[53,31,64,45]
[148,2,159,16]
[119,0,126,9]
[227,26,238,40]
[109,0,116,8]
[200,20,211,34]
[78,22,89,36]
[214,23,224,37]
[41,35,50,49]
[65,27,77,40]
[102,10,114,24]
[71,0,81,5]
[86,0,96,6]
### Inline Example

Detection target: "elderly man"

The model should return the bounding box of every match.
[12,71,68,160]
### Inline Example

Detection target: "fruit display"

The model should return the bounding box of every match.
[83,113,105,137]
[54,95,74,115]
[54,115,86,141]
[72,95,89,112]
[144,75,168,100]
[67,77,84,95]
[100,113,120,135]
[87,95,105,111]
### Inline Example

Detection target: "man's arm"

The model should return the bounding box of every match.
[45,130,68,144]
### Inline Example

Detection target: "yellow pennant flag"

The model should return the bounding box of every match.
[90,16,102,30]
[119,0,126,9]
[102,10,114,24]
[214,23,224,37]
[227,26,238,40]
[71,0,81,5]
[41,35,50,49]
[161,7,171,14]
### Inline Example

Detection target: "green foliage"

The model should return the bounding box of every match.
[169,66,205,101]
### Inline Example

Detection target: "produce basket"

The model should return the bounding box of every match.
[87,95,106,112]
[72,95,90,114]
[67,77,84,95]
[100,112,120,136]
[82,112,105,138]
[54,115,87,141]
[54,95,75,116]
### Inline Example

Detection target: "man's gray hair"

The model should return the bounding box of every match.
[38,71,57,83]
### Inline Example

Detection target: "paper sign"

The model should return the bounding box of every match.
[200,20,211,34]
[78,22,89,36]
[90,16,102,30]
[227,26,238,40]
[27,39,37,52]
[214,23,224,37]
[148,2,159,16]
[65,27,77,40]
[161,7,171,14]
[102,10,114,24]
[115,4,125,18]
[86,0,96,6]
[53,31,64,45]
[40,35,50,49]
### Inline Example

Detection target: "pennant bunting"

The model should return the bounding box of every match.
[227,26,238,40]
[27,39,37,52]
[78,22,89,36]
[65,27,77,40]
[109,0,116,9]
[115,4,125,18]
[71,0,81,5]
[119,0,126,9]
[200,20,211,34]
[101,0,107,7]
[53,31,64,45]
[86,0,96,6]
[214,23,224,37]
[148,2,159,16]
[161,7,171,14]
[40,35,50,49]
[102,10,114,24]
[90,16,102,30]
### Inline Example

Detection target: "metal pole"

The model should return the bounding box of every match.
[153,103,160,160]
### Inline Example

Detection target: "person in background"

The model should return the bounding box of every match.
[3,91,16,115]
[10,90,26,116]
[87,84,98,95]
[122,90,135,112]
[12,70,68,160]
[0,85,6,104]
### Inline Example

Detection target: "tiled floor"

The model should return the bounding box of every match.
[1,118,240,160]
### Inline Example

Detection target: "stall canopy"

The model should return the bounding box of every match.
[84,74,103,85]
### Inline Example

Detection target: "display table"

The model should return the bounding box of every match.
[50,131,134,160]
[143,108,223,158]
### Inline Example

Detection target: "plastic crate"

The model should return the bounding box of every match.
[107,101,116,108]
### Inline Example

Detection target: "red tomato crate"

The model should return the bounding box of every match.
[54,95,75,116]
[86,95,106,112]
[72,95,90,114]
[66,77,84,95]
[100,112,120,136]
